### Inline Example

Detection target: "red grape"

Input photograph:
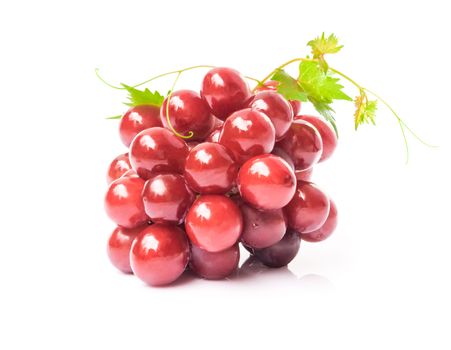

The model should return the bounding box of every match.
[129,127,189,179]
[184,142,239,194]
[130,224,190,286]
[301,199,337,242]
[104,176,148,228]
[295,168,313,181]
[185,195,243,252]
[276,119,323,171]
[107,153,131,184]
[272,146,295,170]
[218,108,275,164]
[201,67,251,120]
[142,173,195,224]
[237,199,286,249]
[189,243,240,280]
[237,154,296,210]
[119,105,162,147]
[161,90,215,140]
[253,230,300,268]
[107,224,149,273]
[296,115,337,162]
[205,125,222,143]
[284,181,330,233]
[248,91,293,140]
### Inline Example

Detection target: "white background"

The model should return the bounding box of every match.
[1,0,450,349]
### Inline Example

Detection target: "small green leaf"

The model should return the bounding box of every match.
[121,84,164,107]
[271,70,308,102]
[354,95,378,129]
[307,33,343,59]
[106,114,122,120]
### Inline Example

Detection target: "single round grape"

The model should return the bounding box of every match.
[130,224,190,286]
[185,195,243,252]
[296,115,337,162]
[119,105,162,147]
[237,154,296,210]
[189,243,240,280]
[218,108,275,164]
[301,199,337,242]
[129,127,189,179]
[248,91,293,140]
[253,80,301,115]
[237,199,287,249]
[107,153,131,184]
[104,176,148,229]
[142,173,195,224]
[184,142,239,194]
[276,119,323,171]
[284,181,330,233]
[254,230,300,268]
[161,90,215,140]
[201,67,251,120]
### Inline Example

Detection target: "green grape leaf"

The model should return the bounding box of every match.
[121,84,164,107]
[298,61,352,103]
[271,69,308,102]
[307,33,343,58]
[354,95,378,129]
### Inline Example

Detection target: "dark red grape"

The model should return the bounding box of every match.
[254,230,300,268]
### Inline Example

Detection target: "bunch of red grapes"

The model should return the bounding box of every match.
[105,67,338,286]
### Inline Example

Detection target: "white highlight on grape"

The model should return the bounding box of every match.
[196,203,211,220]
[113,184,128,199]
[195,149,212,164]
[232,116,252,131]
[150,178,166,196]
[140,135,156,149]
[249,161,270,177]
[129,111,143,123]
[211,73,224,87]
[170,95,184,111]
[142,235,159,252]
[252,99,269,110]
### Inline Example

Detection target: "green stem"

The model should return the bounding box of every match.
[165,72,193,139]
[364,88,436,148]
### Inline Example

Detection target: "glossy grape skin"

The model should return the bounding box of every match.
[205,125,222,143]
[107,224,149,273]
[185,195,243,252]
[296,115,337,162]
[218,108,276,164]
[130,224,190,286]
[276,119,323,171]
[272,146,295,171]
[119,105,162,147]
[301,199,337,242]
[184,142,238,194]
[104,176,148,229]
[189,243,240,280]
[237,154,296,210]
[253,230,300,268]
[254,80,301,116]
[201,67,251,120]
[129,127,189,179]
[107,153,131,184]
[237,199,286,249]
[295,168,313,181]
[161,90,215,141]
[248,91,293,140]
[284,181,330,233]
[142,173,195,224]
